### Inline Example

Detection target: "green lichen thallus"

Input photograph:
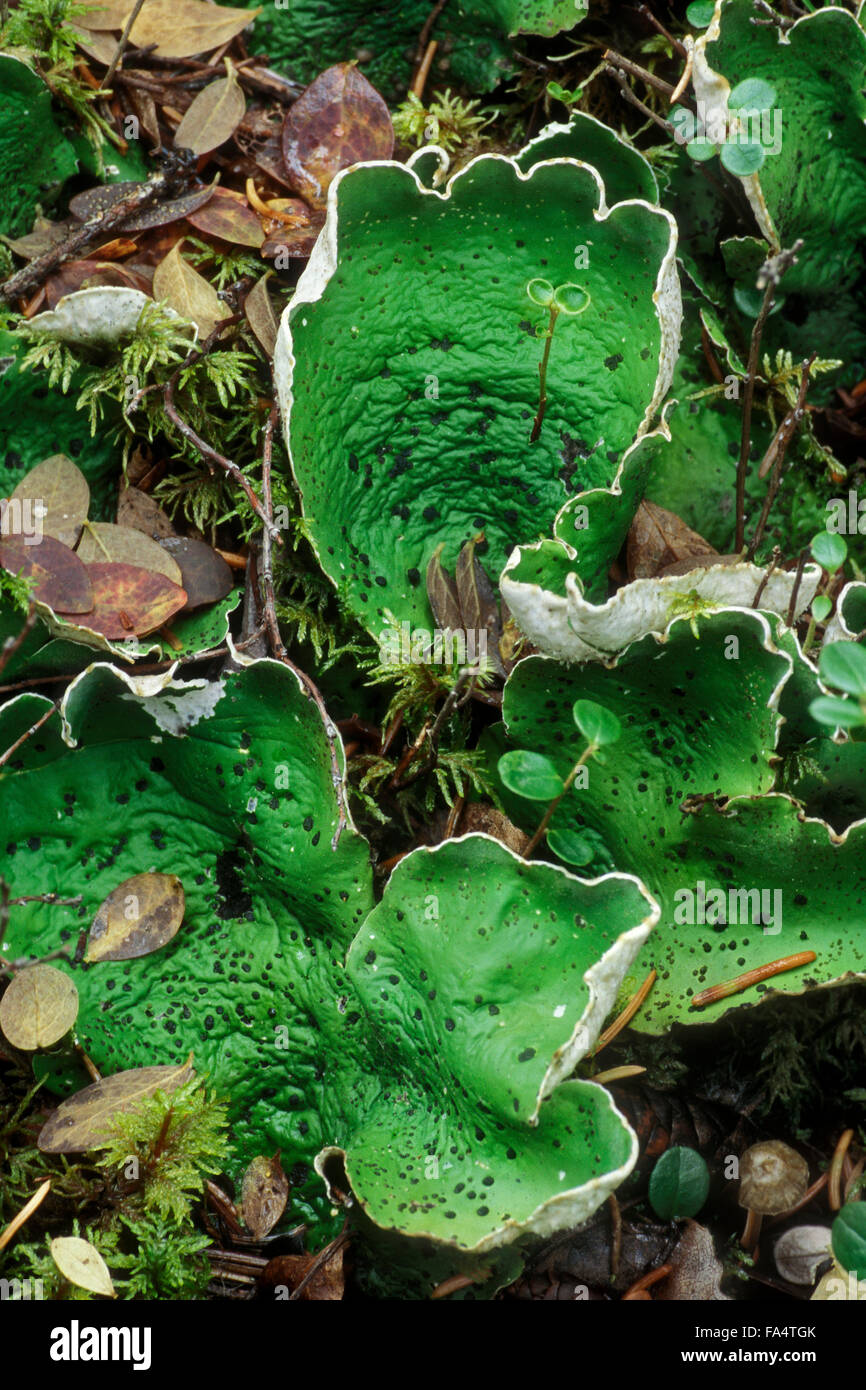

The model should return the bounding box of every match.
[526,279,590,444]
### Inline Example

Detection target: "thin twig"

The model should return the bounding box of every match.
[746,356,815,560]
[158,318,282,546]
[411,41,438,100]
[735,284,775,552]
[0,168,187,304]
[635,4,688,57]
[414,0,450,65]
[735,241,803,551]
[287,1227,350,1301]
[253,388,347,850]
[259,398,282,657]
[751,547,781,607]
[605,67,678,139]
[103,0,148,90]
[0,699,60,771]
[0,604,38,679]
[786,549,808,627]
[603,49,676,97]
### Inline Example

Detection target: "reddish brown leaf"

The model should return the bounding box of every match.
[159,536,233,610]
[68,182,216,232]
[261,221,322,261]
[185,188,265,248]
[0,535,93,614]
[281,63,394,207]
[44,260,151,309]
[626,500,717,582]
[81,562,187,638]
[261,1244,345,1300]
[116,485,176,540]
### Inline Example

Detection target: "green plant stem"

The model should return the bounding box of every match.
[530,305,558,443]
[736,279,775,552]
[523,742,596,859]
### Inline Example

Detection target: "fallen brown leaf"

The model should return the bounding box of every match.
[281,63,394,207]
[0,535,93,614]
[626,499,717,581]
[39,1058,194,1152]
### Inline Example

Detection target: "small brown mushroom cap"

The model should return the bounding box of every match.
[738,1141,809,1216]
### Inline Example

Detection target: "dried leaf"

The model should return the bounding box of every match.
[241,1154,289,1238]
[81,562,187,638]
[44,259,150,309]
[175,60,246,156]
[68,24,119,64]
[38,1059,195,1152]
[243,272,277,357]
[425,542,461,632]
[86,872,185,963]
[159,536,233,610]
[0,966,79,1051]
[261,226,320,261]
[75,522,182,585]
[69,182,216,232]
[1,217,75,260]
[125,85,161,146]
[77,0,131,30]
[152,240,223,338]
[626,500,717,582]
[116,485,176,540]
[51,1236,115,1297]
[185,187,265,248]
[281,63,394,207]
[455,536,505,676]
[261,1244,345,1300]
[3,455,89,548]
[0,535,93,614]
[126,0,261,59]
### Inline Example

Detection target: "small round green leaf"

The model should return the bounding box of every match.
[728,78,777,113]
[832,1202,866,1282]
[686,1,716,28]
[573,699,621,747]
[721,141,766,177]
[648,1146,710,1221]
[497,749,564,801]
[546,827,594,867]
[685,137,720,163]
[818,640,866,697]
[811,530,848,572]
[808,695,866,730]
[553,283,591,316]
[811,595,832,623]
[526,277,554,307]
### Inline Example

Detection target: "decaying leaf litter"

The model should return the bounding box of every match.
[1,0,866,1306]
